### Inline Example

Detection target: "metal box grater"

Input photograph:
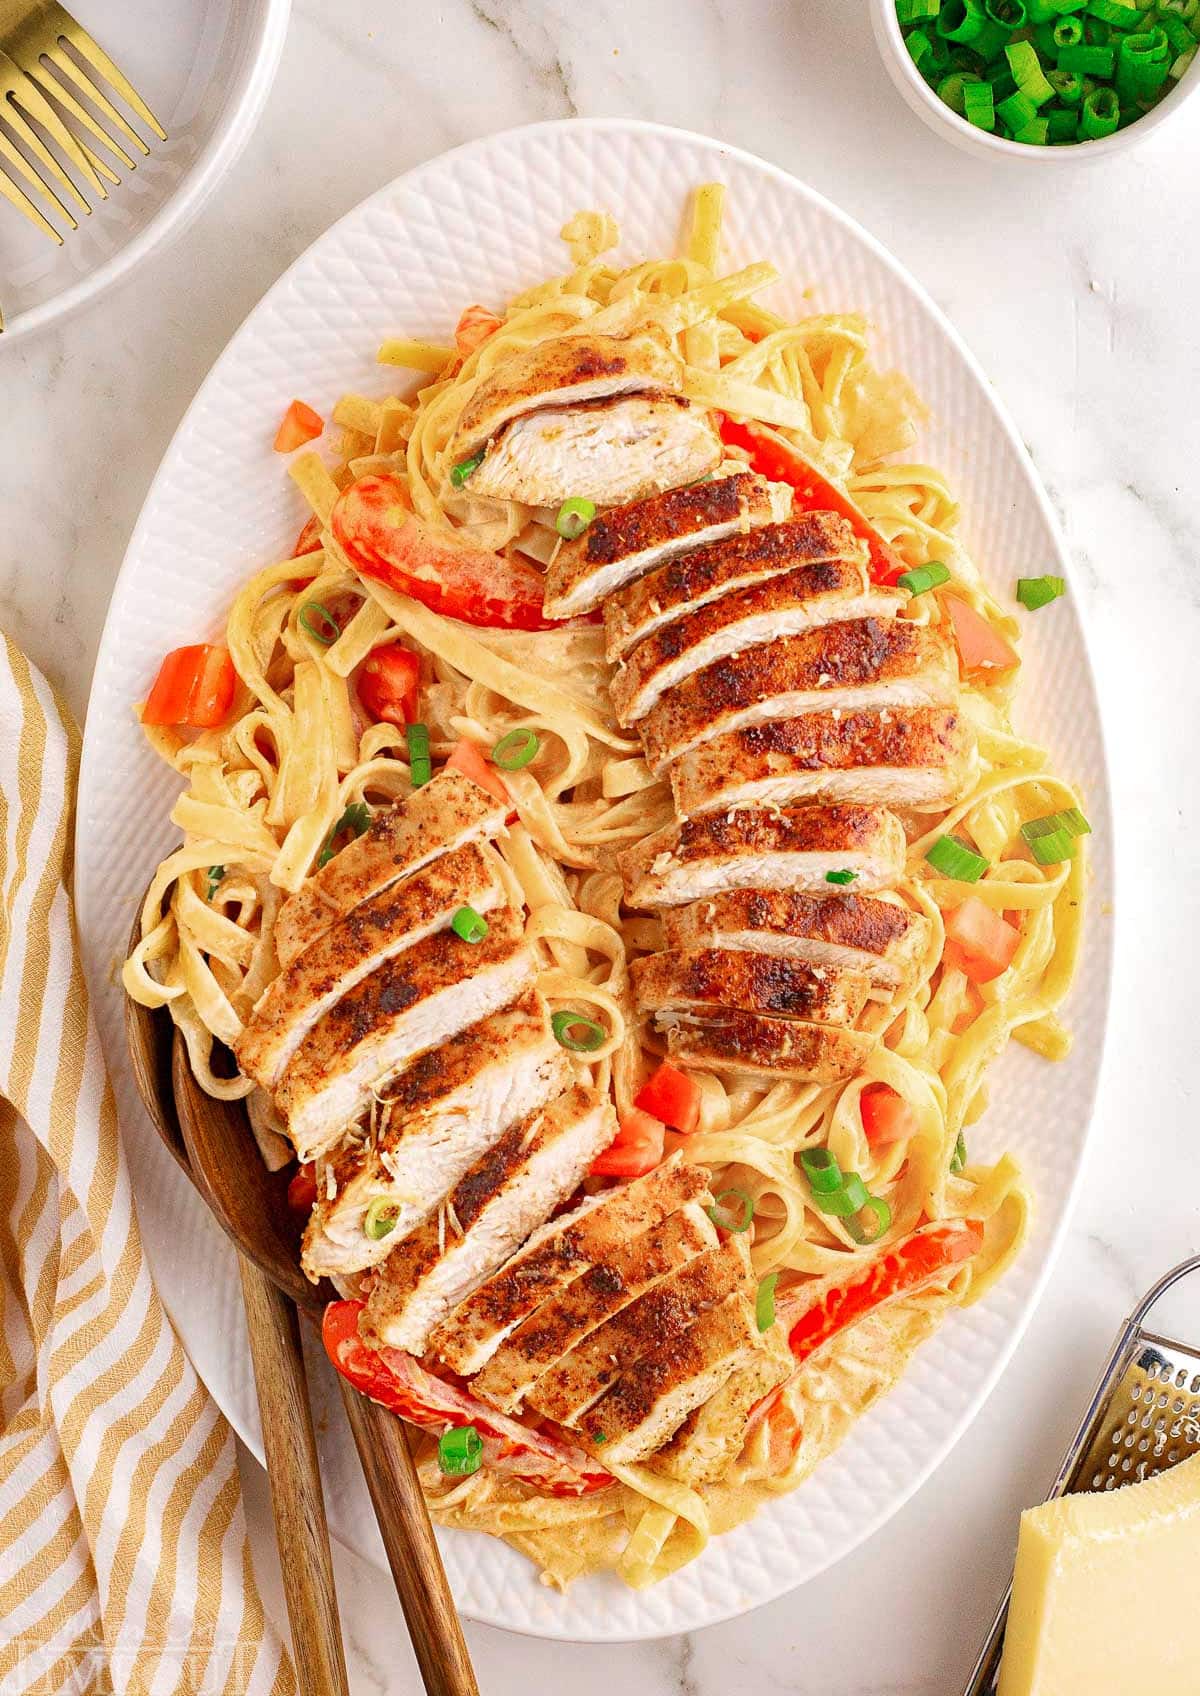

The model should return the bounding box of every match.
[963,1253,1200,1695]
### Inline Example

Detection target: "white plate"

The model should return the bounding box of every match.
[75,119,1113,1640]
[0,0,289,342]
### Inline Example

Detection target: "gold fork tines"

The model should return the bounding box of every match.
[3,2,166,159]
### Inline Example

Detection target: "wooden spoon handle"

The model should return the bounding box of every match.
[238,1257,350,1696]
[338,1381,479,1696]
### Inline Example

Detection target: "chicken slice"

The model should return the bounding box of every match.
[661,889,930,995]
[574,1292,763,1464]
[656,1324,794,1486]
[541,471,788,620]
[275,909,533,1161]
[528,1236,753,1427]
[671,706,976,818]
[638,619,958,771]
[273,771,507,969]
[447,330,686,461]
[619,803,906,910]
[300,990,572,1279]
[359,1084,617,1356]
[631,948,872,1026]
[466,394,722,509]
[603,513,866,663]
[471,1202,719,1415]
[660,1008,875,1083]
[429,1153,709,1377]
[237,842,505,1091]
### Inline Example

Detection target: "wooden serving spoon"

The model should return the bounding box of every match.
[124,936,479,1696]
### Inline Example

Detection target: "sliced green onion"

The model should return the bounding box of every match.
[205,865,225,901]
[963,76,999,123]
[706,1188,756,1234]
[986,0,1028,25]
[1057,40,1116,70]
[800,1147,844,1194]
[815,1172,872,1218]
[1159,0,1200,21]
[1006,38,1057,99]
[997,86,1042,126]
[451,904,489,944]
[450,452,483,487]
[298,601,340,646]
[1054,14,1086,44]
[1170,44,1197,77]
[926,834,990,882]
[492,728,540,770]
[825,869,858,886]
[950,1131,968,1174]
[364,1197,400,1241]
[1158,12,1196,54]
[1080,80,1121,129]
[938,69,984,109]
[1020,808,1091,861]
[1086,0,1140,24]
[896,560,952,596]
[906,24,937,66]
[406,722,432,788]
[847,1195,894,1245]
[899,0,943,18]
[437,1425,483,1477]
[551,1010,607,1052]
[1048,64,1085,96]
[1025,825,1076,864]
[756,1272,779,1332]
[317,802,371,868]
[556,497,597,540]
[1012,114,1051,140]
[1047,105,1081,137]
[1016,574,1066,609]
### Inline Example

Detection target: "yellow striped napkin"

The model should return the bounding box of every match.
[0,636,295,1696]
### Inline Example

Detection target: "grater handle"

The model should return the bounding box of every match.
[1126,1252,1200,1335]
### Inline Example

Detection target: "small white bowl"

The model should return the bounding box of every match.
[1,0,291,343]
[870,0,1200,162]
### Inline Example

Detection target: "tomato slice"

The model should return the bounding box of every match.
[454,304,503,358]
[943,898,1020,984]
[779,1218,984,1367]
[859,1084,917,1148]
[142,644,236,729]
[943,594,1019,677]
[274,399,324,453]
[358,643,421,727]
[589,1108,665,1179]
[322,1301,612,1497]
[633,1062,700,1135]
[718,416,906,586]
[287,1163,317,1216]
[332,473,560,631]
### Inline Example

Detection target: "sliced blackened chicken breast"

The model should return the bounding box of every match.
[603,512,865,663]
[237,842,505,1091]
[276,909,533,1161]
[447,330,686,462]
[661,1008,875,1083]
[638,619,958,771]
[610,565,906,725]
[657,1323,794,1486]
[619,804,906,910]
[541,471,788,620]
[466,394,722,509]
[671,706,976,818]
[273,771,507,969]
[574,1291,763,1464]
[632,948,872,1026]
[430,1153,708,1377]
[359,1084,616,1356]
[300,990,572,1279]
[661,889,930,994]
[528,1236,753,1427]
[472,1202,719,1414]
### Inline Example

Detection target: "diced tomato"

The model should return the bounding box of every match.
[322,1300,612,1497]
[331,473,561,631]
[763,1395,804,1471]
[589,1108,665,1179]
[274,399,324,454]
[779,1218,985,1367]
[718,416,906,586]
[454,304,503,358]
[943,594,1019,677]
[445,738,511,807]
[943,898,1020,984]
[633,1062,700,1135]
[287,1163,317,1216]
[859,1084,917,1148]
[357,643,420,727]
[294,514,323,557]
[142,644,236,729]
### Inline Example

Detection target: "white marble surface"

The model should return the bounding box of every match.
[5,1,1200,1690]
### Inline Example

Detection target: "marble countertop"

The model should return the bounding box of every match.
[6,1,1200,1690]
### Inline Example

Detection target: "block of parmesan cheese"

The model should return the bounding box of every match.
[997,1451,1200,1695]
